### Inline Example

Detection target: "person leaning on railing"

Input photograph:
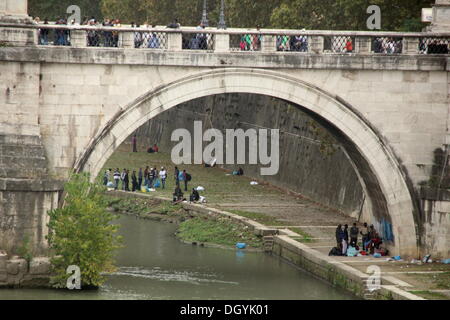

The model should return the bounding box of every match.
[36,18,50,45]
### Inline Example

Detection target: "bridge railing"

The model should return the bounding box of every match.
[1,23,449,55]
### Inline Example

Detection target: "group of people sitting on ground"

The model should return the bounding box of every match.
[330,222,387,257]
[147,144,159,153]
[172,186,201,204]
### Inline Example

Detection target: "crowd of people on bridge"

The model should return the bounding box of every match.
[33,15,449,55]
[330,222,387,257]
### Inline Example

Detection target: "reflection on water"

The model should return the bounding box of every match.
[0,216,355,300]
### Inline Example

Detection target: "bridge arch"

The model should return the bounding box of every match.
[74,68,418,257]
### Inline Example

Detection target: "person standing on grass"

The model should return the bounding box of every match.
[121,168,126,190]
[132,134,137,152]
[178,169,185,191]
[131,170,138,192]
[179,169,190,191]
[113,168,120,190]
[174,166,180,187]
[144,166,149,187]
[124,169,130,192]
[103,170,109,185]
[159,167,167,189]
[149,167,156,188]
[138,168,143,189]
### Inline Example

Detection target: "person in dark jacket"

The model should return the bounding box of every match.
[342,224,349,254]
[124,169,130,191]
[360,222,369,251]
[138,168,143,189]
[173,186,184,202]
[335,224,342,249]
[131,171,138,192]
[190,188,200,202]
[350,223,359,247]
[174,166,180,187]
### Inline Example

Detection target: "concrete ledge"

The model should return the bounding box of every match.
[0,46,447,71]
[0,178,64,191]
[272,235,426,300]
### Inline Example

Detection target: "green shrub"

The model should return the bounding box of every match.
[47,173,123,289]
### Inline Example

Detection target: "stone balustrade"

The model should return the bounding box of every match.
[0,23,449,55]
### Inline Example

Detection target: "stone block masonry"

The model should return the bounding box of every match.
[0,134,63,255]
[0,252,52,288]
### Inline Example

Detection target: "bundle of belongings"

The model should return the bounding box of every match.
[329,245,389,257]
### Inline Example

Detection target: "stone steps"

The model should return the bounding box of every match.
[263,236,274,252]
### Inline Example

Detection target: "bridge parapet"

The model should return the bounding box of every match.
[1,23,449,56]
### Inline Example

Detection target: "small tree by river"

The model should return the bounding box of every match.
[47,173,122,289]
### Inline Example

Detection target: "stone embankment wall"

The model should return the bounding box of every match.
[420,188,450,258]
[0,252,51,287]
[0,134,62,255]
[134,93,367,220]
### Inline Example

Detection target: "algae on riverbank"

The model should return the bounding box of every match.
[177,216,263,249]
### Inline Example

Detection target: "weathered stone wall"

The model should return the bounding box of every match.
[134,93,367,218]
[0,134,62,255]
[0,252,51,288]
[420,188,450,258]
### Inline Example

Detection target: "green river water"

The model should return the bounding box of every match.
[0,215,356,300]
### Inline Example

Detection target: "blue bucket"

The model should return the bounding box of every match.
[236,243,246,249]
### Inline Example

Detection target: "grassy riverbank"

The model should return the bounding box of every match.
[105,194,263,249]
[177,216,262,248]
[101,148,314,242]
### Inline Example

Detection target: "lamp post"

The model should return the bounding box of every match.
[218,0,227,29]
[201,0,209,27]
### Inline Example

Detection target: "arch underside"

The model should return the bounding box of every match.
[74,68,419,256]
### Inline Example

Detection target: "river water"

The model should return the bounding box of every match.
[0,216,355,300]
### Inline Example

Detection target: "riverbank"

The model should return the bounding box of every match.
[105,193,263,250]
[106,190,444,300]
[101,150,450,300]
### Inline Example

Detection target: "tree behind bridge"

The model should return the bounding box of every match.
[28,0,433,31]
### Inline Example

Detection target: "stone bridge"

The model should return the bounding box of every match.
[0,0,449,258]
